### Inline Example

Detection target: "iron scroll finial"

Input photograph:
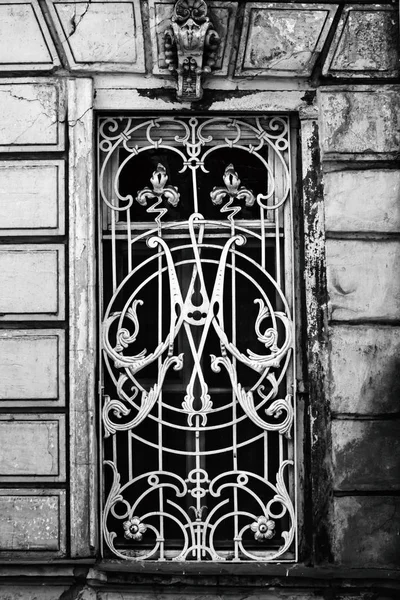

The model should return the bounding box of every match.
[164,0,220,102]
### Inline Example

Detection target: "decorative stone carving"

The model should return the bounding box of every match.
[164,0,220,101]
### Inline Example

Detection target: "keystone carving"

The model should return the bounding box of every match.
[164,0,220,101]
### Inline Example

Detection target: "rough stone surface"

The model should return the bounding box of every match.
[329,325,400,414]
[0,587,69,600]
[326,240,400,321]
[323,7,399,77]
[236,4,338,76]
[332,419,400,490]
[319,87,400,157]
[324,169,400,232]
[332,495,400,567]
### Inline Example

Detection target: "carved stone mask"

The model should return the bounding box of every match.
[174,0,208,24]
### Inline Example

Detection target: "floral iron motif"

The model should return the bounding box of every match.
[164,0,220,101]
[136,163,180,223]
[123,516,147,541]
[210,164,255,220]
[251,516,276,542]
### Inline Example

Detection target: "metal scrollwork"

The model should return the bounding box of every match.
[99,115,297,562]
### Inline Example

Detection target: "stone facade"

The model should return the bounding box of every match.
[0,1,399,598]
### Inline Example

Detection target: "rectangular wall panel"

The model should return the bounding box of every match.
[0,160,65,235]
[0,415,66,482]
[333,495,400,568]
[324,169,400,233]
[0,0,61,71]
[332,419,400,491]
[329,325,400,415]
[326,240,400,321]
[46,0,145,72]
[318,86,400,160]
[0,245,65,320]
[0,489,66,556]
[0,329,65,407]
[0,80,65,152]
[235,3,338,76]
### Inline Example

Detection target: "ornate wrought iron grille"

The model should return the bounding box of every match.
[98,115,297,562]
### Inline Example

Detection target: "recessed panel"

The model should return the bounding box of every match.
[0,415,66,481]
[0,489,66,556]
[0,160,65,235]
[0,0,60,70]
[0,80,65,151]
[323,5,399,78]
[0,245,65,320]
[236,3,338,76]
[0,330,65,406]
[46,0,145,72]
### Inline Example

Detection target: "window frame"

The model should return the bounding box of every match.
[68,79,331,567]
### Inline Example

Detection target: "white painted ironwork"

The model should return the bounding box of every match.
[98,115,296,561]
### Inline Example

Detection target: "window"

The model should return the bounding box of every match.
[98,115,297,562]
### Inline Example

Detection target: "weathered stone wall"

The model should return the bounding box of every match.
[0,79,68,564]
[319,84,400,570]
[0,0,399,598]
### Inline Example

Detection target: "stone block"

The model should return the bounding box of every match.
[46,0,145,72]
[149,0,238,76]
[0,245,65,320]
[0,489,66,555]
[319,87,400,159]
[329,325,400,415]
[0,330,65,407]
[324,169,400,233]
[236,3,338,77]
[326,240,400,321]
[0,415,65,482]
[332,419,400,491]
[0,587,69,600]
[323,5,399,78]
[332,495,400,567]
[0,0,60,70]
[0,80,65,151]
[0,160,65,235]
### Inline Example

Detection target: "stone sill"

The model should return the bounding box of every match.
[0,560,399,583]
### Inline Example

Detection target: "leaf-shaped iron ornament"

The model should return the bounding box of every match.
[136,164,180,223]
[210,164,255,220]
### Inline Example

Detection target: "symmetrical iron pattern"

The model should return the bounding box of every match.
[98,115,296,561]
